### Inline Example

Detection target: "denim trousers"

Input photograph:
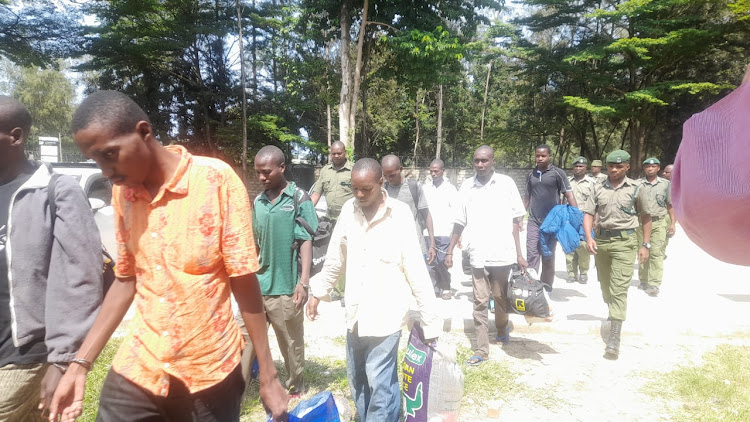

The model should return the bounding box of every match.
[346,325,402,422]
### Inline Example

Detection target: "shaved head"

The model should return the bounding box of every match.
[331,141,346,151]
[352,158,382,181]
[380,154,401,170]
[329,140,347,168]
[430,158,444,169]
[255,145,285,166]
[0,95,32,135]
[476,145,494,157]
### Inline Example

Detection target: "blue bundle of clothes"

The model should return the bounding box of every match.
[539,205,593,256]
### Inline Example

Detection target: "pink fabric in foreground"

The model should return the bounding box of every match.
[672,82,750,265]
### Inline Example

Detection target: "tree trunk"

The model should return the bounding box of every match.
[338,0,353,147]
[325,33,332,147]
[412,90,423,168]
[251,0,258,102]
[558,126,565,167]
[628,117,646,177]
[348,0,369,151]
[236,0,248,184]
[480,59,493,141]
[435,84,443,159]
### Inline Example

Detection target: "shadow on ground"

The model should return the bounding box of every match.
[502,337,559,361]
[567,313,606,322]
[549,288,586,302]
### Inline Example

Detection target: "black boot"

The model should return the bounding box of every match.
[604,320,622,360]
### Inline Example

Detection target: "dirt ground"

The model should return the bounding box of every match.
[290,225,750,421]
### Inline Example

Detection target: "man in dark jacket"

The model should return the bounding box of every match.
[0,96,104,420]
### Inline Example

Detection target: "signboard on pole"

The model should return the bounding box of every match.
[39,136,60,163]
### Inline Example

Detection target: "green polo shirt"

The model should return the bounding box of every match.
[637,176,672,218]
[312,160,353,219]
[253,182,319,296]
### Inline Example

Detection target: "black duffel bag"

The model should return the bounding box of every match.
[507,265,550,318]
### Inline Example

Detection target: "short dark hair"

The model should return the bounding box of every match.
[475,145,494,157]
[255,145,285,166]
[72,91,150,137]
[430,158,445,169]
[536,144,552,154]
[353,158,383,180]
[0,95,32,135]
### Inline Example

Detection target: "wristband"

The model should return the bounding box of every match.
[71,358,93,371]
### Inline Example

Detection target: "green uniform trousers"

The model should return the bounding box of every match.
[565,241,591,278]
[595,232,638,321]
[637,217,668,287]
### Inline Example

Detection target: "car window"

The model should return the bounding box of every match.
[88,177,113,206]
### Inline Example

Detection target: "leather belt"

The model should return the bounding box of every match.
[597,228,636,238]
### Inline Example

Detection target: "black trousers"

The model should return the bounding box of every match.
[96,365,244,422]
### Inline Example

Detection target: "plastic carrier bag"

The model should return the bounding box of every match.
[402,324,464,422]
[268,391,340,422]
[507,266,551,319]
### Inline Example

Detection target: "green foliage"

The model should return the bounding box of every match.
[563,96,618,115]
[10,65,75,139]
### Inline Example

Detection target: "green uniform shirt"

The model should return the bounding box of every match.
[591,173,608,184]
[637,176,672,218]
[581,177,648,230]
[253,182,319,296]
[568,175,595,206]
[313,161,353,219]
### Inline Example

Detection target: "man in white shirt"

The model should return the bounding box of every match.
[446,145,527,366]
[307,158,440,422]
[423,159,458,299]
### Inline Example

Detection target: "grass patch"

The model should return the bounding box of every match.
[80,338,122,422]
[457,345,518,404]
[645,344,750,422]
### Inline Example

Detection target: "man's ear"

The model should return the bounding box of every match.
[280,162,286,173]
[135,120,153,142]
[9,127,25,147]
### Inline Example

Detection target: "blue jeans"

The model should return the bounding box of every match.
[346,326,401,422]
[425,236,452,293]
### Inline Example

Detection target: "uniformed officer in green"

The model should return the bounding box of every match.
[582,150,652,360]
[311,141,353,221]
[590,159,608,184]
[566,157,594,283]
[636,158,676,297]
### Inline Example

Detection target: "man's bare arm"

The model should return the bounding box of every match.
[310,192,322,206]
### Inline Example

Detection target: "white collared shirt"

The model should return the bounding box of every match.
[310,193,441,339]
[456,172,526,268]
[422,178,458,237]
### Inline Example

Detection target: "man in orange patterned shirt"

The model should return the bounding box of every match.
[48,91,288,422]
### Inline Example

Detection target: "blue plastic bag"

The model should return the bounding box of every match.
[268,391,340,422]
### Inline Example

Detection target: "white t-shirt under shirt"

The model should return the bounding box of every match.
[455,172,526,268]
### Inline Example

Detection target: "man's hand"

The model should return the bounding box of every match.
[259,375,289,421]
[445,253,453,269]
[47,364,88,422]
[638,246,650,264]
[586,238,598,255]
[668,224,676,238]
[292,283,308,310]
[306,296,320,321]
[516,219,524,232]
[427,247,436,265]
[39,365,65,417]
[517,255,528,270]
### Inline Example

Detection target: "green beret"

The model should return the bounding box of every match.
[591,160,603,167]
[643,157,660,165]
[606,150,631,164]
[573,156,587,165]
